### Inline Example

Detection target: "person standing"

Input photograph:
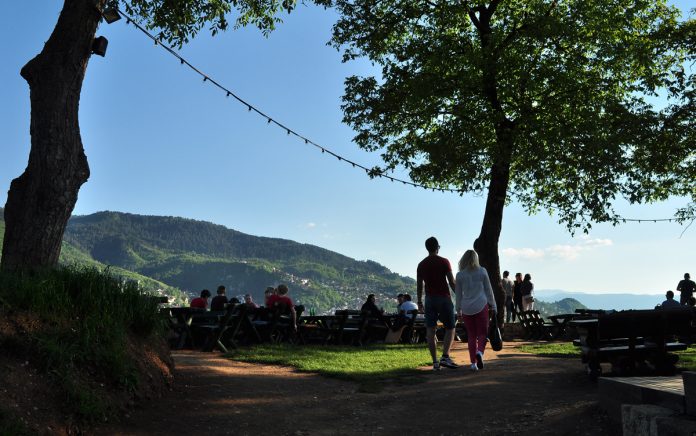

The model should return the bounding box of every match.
[502,271,515,323]
[417,236,458,371]
[677,273,696,305]
[455,250,498,371]
[513,273,524,315]
[521,274,535,311]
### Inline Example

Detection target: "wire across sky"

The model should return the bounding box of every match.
[113,8,693,225]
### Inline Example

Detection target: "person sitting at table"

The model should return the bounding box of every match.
[661,290,682,308]
[395,293,405,313]
[361,294,385,319]
[210,285,229,312]
[399,294,418,317]
[267,284,297,329]
[388,293,419,337]
[264,286,276,307]
[189,289,211,309]
[244,293,259,309]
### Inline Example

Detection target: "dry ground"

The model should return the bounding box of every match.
[100,342,611,435]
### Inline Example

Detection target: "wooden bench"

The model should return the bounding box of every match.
[571,308,693,379]
[517,310,554,340]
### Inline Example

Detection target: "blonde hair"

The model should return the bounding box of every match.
[458,249,480,271]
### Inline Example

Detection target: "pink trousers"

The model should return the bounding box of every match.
[462,305,489,364]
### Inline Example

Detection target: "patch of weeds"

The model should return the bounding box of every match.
[60,375,111,422]
[0,408,30,436]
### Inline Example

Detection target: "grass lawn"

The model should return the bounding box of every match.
[518,342,696,371]
[517,342,580,358]
[226,344,432,392]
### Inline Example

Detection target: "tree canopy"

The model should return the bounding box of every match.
[328,0,695,232]
[121,0,297,46]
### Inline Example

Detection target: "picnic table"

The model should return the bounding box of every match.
[164,307,207,349]
[297,314,348,344]
[570,308,693,379]
[547,313,581,340]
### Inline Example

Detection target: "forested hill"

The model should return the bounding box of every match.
[56,211,413,312]
[65,212,389,274]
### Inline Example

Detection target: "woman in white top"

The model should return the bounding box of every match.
[455,249,497,371]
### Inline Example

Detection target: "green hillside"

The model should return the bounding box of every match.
[61,211,414,312]
[535,297,586,318]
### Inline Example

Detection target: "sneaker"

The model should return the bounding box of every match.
[476,351,484,369]
[433,362,441,371]
[439,356,459,369]
[470,363,478,371]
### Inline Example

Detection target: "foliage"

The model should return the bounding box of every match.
[326,0,695,231]
[228,343,430,391]
[0,266,165,421]
[121,0,298,46]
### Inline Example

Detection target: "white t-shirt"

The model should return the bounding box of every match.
[399,300,418,315]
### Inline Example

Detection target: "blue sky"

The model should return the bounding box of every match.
[1,1,693,296]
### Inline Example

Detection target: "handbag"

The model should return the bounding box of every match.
[488,313,503,351]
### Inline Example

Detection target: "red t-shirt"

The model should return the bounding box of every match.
[190,297,207,309]
[417,255,453,297]
[267,294,294,308]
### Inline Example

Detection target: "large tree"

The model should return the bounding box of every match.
[1,0,296,272]
[327,0,695,322]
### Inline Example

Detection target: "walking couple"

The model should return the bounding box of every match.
[417,237,498,372]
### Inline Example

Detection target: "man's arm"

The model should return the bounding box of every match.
[447,270,456,293]
[416,268,424,310]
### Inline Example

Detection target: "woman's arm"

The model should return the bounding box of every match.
[481,268,497,312]
[455,273,462,314]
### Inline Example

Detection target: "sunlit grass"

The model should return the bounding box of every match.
[519,342,696,371]
[517,342,580,358]
[227,344,432,391]
[676,346,696,371]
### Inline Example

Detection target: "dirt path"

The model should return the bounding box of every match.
[101,342,610,435]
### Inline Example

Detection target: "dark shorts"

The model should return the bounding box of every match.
[424,295,455,329]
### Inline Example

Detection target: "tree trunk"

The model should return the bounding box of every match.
[474,123,513,327]
[1,0,103,272]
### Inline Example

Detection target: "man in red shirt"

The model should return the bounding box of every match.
[417,236,458,370]
[189,289,211,309]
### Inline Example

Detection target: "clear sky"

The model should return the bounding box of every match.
[1,1,693,295]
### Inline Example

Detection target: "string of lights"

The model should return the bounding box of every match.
[114,8,693,225]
